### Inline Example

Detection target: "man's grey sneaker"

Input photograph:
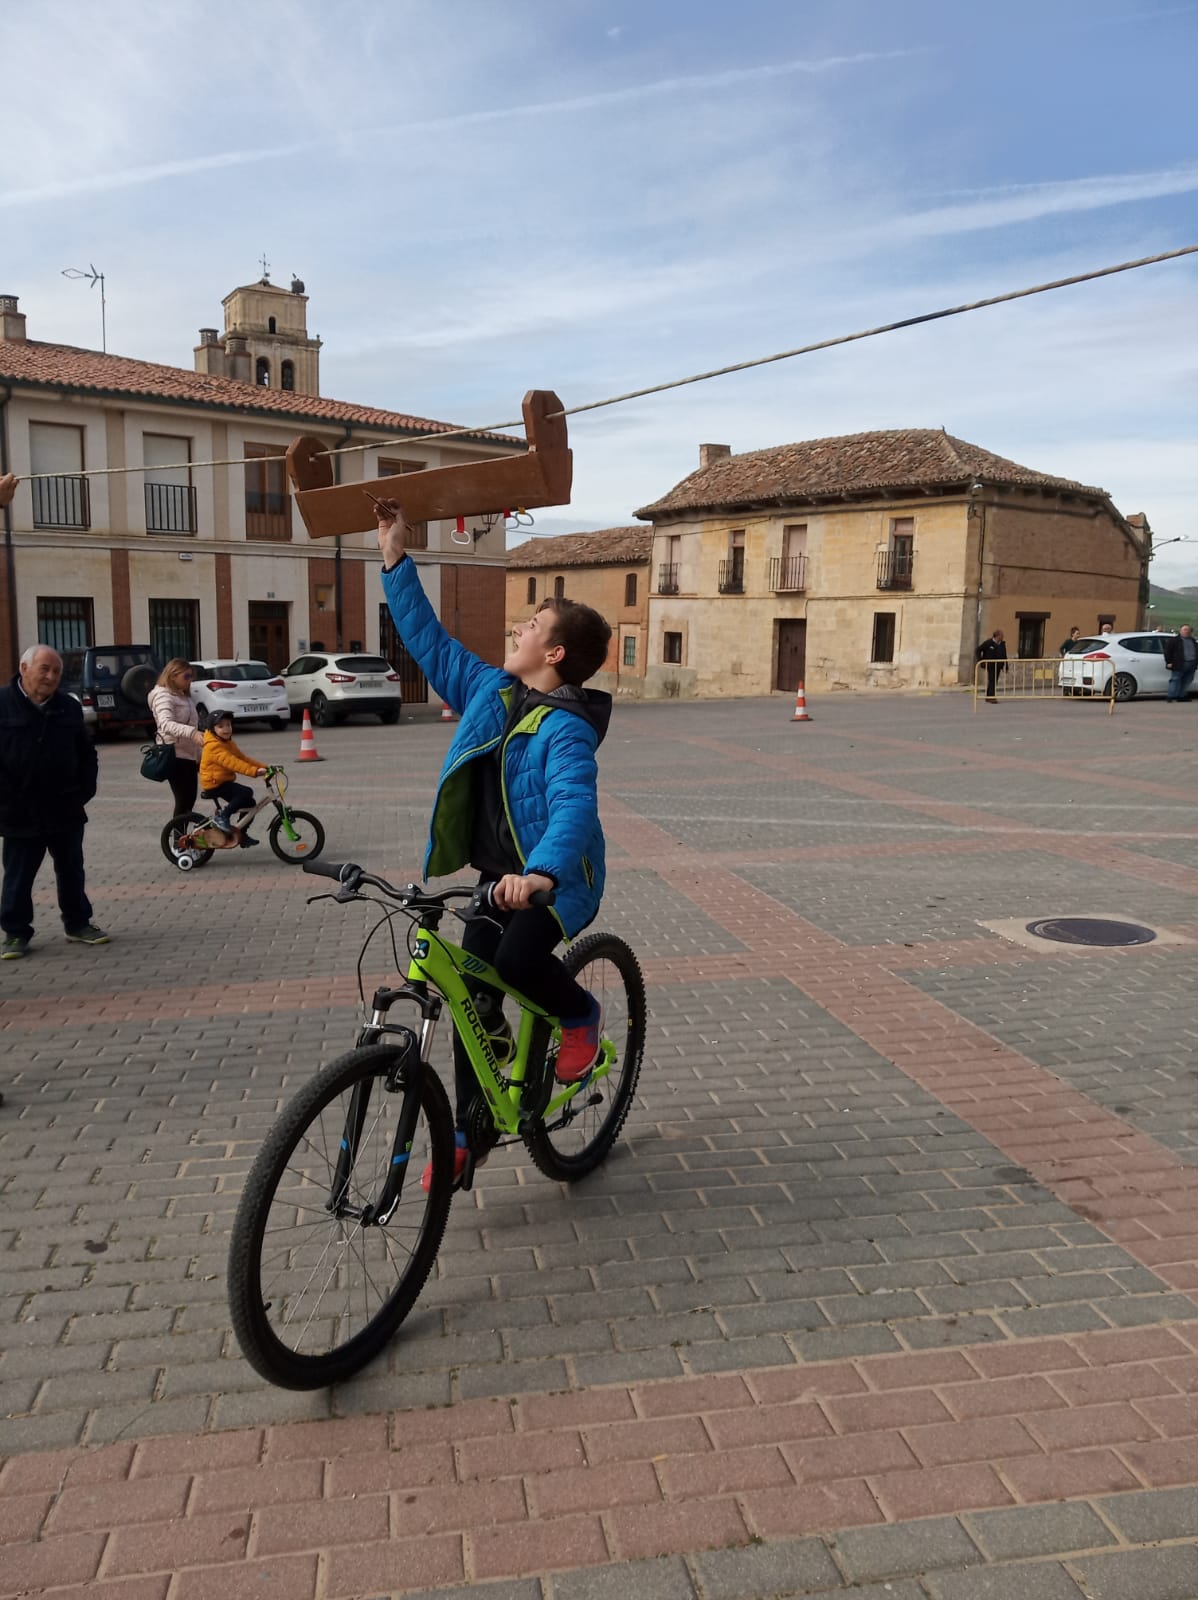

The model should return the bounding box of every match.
[65,925,111,945]
[2,936,29,960]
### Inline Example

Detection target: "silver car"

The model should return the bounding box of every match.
[190,660,291,730]
[280,652,403,727]
[1058,631,1177,702]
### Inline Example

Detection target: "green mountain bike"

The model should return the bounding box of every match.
[227,858,646,1389]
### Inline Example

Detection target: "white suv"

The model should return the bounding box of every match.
[280,652,403,726]
[1057,632,1178,702]
[190,660,291,730]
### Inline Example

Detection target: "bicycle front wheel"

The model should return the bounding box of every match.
[268,809,325,863]
[228,1044,454,1388]
[522,933,646,1181]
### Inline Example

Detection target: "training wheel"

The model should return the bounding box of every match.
[175,851,196,872]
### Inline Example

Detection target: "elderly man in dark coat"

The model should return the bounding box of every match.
[977,628,1008,703]
[0,641,107,959]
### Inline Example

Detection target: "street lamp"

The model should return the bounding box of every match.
[1149,536,1189,558]
[61,264,106,352]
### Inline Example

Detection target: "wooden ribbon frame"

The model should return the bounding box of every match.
[285,389,571,540]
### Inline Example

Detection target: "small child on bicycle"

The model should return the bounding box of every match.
[200,709,268,848]
[376,501,613,1187]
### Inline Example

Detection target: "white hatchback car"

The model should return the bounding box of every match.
[280,652,403,726]
[189,660,291,730]
[1057,631,1178,702]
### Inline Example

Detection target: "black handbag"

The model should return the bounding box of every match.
[140,741,174,783]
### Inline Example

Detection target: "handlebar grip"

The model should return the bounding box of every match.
[483,882,556,909]
[302,858,353,881]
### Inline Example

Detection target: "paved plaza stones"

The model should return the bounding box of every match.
[2,692,1198,1596]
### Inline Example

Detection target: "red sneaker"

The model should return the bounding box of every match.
[555,995,602,1083]
[421,1142,487,1193]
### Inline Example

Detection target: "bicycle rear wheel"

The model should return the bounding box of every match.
[160,812,214,868]
[522,933,646,1181]
[228,1044,454,1388]
[268,809,325,863]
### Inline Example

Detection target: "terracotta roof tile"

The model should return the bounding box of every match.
[636,428,1105,519]
[0,339,521,447]
[507,526,651,569]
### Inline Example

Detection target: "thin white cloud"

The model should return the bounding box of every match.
[0,47,924,209]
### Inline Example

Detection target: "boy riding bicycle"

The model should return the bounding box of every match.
[199,709,268,847]
[376,502,613,1187]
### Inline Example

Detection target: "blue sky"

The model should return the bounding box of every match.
[4,0,1197,580]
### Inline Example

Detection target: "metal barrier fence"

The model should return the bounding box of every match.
[973,656,1116,714]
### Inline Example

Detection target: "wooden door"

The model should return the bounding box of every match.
[248,601,290,672]
[775,619,807,692]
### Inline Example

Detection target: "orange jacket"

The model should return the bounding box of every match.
[200,730,262,790]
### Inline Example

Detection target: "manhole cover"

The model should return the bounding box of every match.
[1025,917,1157,948]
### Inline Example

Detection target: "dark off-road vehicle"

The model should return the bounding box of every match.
[61,645,161,738]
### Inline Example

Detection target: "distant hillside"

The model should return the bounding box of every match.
[1148,583,1198,628]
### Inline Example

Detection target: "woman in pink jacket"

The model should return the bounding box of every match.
[148,660,204,820]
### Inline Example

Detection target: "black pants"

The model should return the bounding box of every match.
[166,752,199,819]
[1,827,93,941]
[451,883,591,1126]
[210,780,254,818]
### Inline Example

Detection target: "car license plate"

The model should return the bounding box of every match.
[98,694,115,708]
[359,678,382,688]
[245,703,267,713]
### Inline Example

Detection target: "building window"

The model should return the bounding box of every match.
[554,575,565,599]
[29,422,89,529]
[149,598,199,663]
[268,316,277,334]
[624,573,637,607]
[37,596,94,652]
[378,458,428,547]
[255,356,271,387]
[663,630,683,665]
[719,530,746,593]
[871,612,896,663]
[280,359,295,391]
[143,433,196,534]
[526,577,536,604]
[623,636,636,667]
[244,444,290,541]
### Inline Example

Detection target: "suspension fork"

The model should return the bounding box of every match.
[334,1003,440,1225]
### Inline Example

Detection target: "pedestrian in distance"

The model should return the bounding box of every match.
[149,659,204,820]
[0,644,108,960]
[977,628,1008,702]
[199,710,267,845]
[1164,624,1198,703]
[1059,626,1081,656]
[376,498,613,1190]
[1100,623,1114,634]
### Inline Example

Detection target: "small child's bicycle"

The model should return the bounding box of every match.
[227,858,646,1389]
[160,766,325,871]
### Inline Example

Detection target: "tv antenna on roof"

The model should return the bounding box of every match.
[61,263,106,352]
[259,252,271,280]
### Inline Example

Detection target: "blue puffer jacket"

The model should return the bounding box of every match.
[382,559,611,938]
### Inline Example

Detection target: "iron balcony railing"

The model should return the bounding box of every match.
[657,562,680,594]
[145,482,197,535]
[32,475,90,530]
[877,548,914,590]
[718,558,745,594]
[769,554,807,591]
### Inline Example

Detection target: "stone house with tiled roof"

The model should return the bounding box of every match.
[635,431,1150,697]
[506,527,652,694]
[0,285,523,687]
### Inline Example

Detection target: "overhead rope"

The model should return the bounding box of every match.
[17,242,1197,483]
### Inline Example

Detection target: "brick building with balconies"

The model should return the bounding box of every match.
[0,282,523,693]
[636,431,1151,697]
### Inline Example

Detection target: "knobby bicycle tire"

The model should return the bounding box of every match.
[522,932,646,1181]
[268,809,326,863]
[228,1044,454,1388]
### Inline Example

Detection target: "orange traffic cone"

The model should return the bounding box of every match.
[440,703,455,722]
[298,707,323,761]
[791,682,812,722]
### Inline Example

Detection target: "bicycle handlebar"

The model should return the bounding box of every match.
[302,859,555,910]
